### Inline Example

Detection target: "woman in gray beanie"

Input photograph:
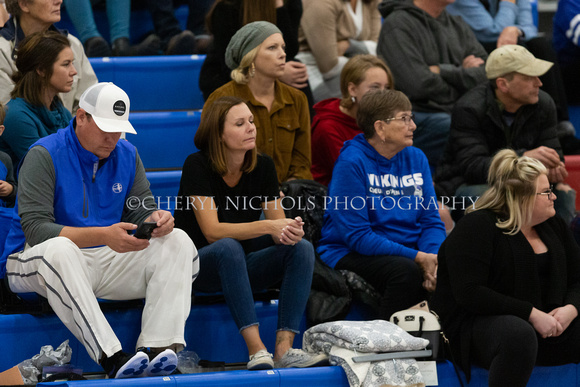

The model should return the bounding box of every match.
[204,21,312,184]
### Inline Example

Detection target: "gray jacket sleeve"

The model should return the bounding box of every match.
[18,146,63,246]
[121,151,156,225]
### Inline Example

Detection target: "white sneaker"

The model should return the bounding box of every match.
[145,349,178,377]
[274,348,329,368]
[247,349,274,370]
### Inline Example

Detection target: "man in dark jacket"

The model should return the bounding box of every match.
[377,0,488,168]
[435,45,576,223]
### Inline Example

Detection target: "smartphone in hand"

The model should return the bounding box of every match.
[134,221,158,240]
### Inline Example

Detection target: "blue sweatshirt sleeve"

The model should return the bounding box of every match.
[326,155,419,260]
[415,155,447,254]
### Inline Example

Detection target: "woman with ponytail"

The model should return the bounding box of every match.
[205,21,312,183]
[0,31,75,166]
[432,149,580,386]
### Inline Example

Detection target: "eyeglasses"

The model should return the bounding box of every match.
[383,114,415,126]
[536,185,555,198]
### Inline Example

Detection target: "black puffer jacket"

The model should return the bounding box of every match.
[435,83,561,197]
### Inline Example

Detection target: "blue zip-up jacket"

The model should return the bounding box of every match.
[317,134,446,268]
[34,120,136,228]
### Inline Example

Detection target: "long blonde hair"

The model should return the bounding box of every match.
[468,149,548,234]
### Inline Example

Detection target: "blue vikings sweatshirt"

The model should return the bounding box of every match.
[317,134,446,268]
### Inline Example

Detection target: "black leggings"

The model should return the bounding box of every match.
[335,252,426,320]
[470,314,580,387]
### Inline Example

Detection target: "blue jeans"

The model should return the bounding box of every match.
[193,237,315,333]
[63,0,130,43]
[412,111,451,170]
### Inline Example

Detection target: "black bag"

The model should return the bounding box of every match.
[307,255,352,326]
[280,179,328,247]
[279,180,353,324]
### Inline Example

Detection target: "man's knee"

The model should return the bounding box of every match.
[163,228,196,255]
[42,237,82,266]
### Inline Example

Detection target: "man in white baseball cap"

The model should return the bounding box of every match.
[436,45,576,224]
[79,82,136,135]
[4,82,199,379]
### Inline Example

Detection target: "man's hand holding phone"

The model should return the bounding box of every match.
[134,221,158,240]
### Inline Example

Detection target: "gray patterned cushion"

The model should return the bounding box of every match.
[303,319,429,354]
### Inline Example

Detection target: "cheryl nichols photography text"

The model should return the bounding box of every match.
[125,195,478,212]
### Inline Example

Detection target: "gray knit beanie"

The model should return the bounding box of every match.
[225,21,282,70]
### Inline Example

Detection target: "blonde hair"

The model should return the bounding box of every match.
[230,45,260,85]
[340,55,394,109]
[468,149,548,234]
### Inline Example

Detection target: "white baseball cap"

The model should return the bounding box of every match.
[79,82,136,134]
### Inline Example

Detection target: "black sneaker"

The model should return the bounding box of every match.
[166,30,197,55]
[100,351,149,379]
[84,36,112,57]
[112,35,162,57]
[139,348,178,377]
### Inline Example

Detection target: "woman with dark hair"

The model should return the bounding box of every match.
[432,149,580,386]
[174,96,326,371]
[199,0,310,102]
[311,54,393,186]
[0,0,97,113]
[317,88,446,320]
[0,31,75,166]
[205,21,312,183]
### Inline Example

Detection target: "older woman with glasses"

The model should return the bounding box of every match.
[317,89,446,320]
[431,149,580,387]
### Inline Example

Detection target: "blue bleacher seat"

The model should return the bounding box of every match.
[146,170,182,212]
[0,300,298,374]
[128,110,200,170]
[31,360,580,386]
[90,56,206,111]
[37,367,351,387]
[3,299,579,386]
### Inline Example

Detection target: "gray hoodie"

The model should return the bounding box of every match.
[378,0,488,113]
